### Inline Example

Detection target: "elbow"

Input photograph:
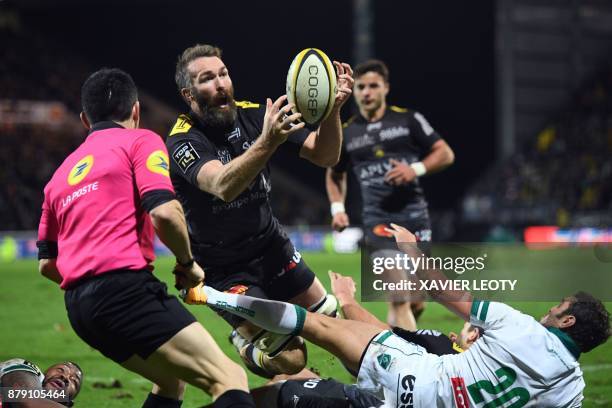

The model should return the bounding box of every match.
[312,152,340,168]
[216,189,239,203]
[445,147,455,166]
[150,200,181,223]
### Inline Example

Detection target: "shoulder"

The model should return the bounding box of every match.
[0,358,44,382]
[236,100,265,122]
[167,113,206,148]
[387,105,416,122]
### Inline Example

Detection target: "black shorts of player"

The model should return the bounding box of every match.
[277,378,382,408]
[204,230,316,328]
[64,269,196,363]
[364,214,432,256]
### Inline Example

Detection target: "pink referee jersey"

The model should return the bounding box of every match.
[37,122,174,289]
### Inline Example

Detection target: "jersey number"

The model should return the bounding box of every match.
[467,367,530,408]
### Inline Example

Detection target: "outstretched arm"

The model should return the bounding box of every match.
[385,223,473,321]
[197,96,304,202]
[329,271,389,330]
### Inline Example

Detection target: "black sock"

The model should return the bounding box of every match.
[142,392,183,408]
[213,389,255,408]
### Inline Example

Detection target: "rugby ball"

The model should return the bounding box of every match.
[286,48,337,129]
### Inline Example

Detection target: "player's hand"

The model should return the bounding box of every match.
[261,95,305,148]
[331,212,350,232]
[384,159,417,186]
[384,223,418,254]
[332,61,354,111]
[329,270,356,306]
[173,260,205,290]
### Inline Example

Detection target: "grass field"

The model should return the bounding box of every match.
[1,253,611,407]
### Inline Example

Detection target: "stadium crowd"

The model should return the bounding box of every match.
[463,64,612,226]
[0,30,327,231]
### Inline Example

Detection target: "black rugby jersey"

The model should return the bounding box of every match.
[166,101,309,266]
[334,107,441,226]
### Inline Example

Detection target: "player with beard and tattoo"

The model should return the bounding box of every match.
[166,44,354,378]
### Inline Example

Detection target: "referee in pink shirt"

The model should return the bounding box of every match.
[36,68,255,408]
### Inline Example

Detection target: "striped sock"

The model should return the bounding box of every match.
[204,286,307,335]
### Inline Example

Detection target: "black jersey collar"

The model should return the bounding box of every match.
[89,121,125,133]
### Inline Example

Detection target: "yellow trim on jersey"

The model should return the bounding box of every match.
[452,342,465,353]
[390,105,408,113]
[235,100,260,109]
[169,114,193,137]
[342,115,356,128]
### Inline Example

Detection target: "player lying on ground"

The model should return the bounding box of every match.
[0,359,82,407]
[202,272,481,408]
[183,224,610,407]
[167,44,353,378]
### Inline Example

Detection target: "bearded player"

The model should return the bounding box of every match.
[166,44,353,378]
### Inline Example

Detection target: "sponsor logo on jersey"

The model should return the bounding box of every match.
[377,353,392,370]
[414,112,434,136]
[372,145,385,158]
[67,154,94,185]
[217,149,232,164]
[146,150,170,177]
[367,122,382,132]
[346,134,375,151]
[226,285,249,295]
[372,224,393,238]
[379,126,410,141]
[397,374,416,408]
[226,127,241,142]
[451,377,470,408]
[279,250,302,277]
[172,142,201,173]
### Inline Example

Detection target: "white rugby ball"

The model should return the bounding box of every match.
[286,48,337,129]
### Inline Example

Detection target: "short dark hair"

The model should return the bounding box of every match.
[81,68,137,124]
[175,44,222,91]
[468,325,484,337]
[561,291,610,353]
[354,59,390,82]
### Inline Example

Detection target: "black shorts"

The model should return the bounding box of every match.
[204,230,316,327]
[64,269,196,363]
[364,215,432,255]
[277,378,382,408]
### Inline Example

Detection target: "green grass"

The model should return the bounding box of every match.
[0,253,611,407]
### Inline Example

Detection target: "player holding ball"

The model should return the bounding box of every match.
[166,44,353,378]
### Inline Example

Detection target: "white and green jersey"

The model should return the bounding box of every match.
[440,301,584,407]
[0,358,44,385]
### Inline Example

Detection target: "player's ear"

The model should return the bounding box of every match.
[180,87,192,103]
[80,112,91,130]
[558,314,576,329]
[132,101,140,128]
[384,81,390,97]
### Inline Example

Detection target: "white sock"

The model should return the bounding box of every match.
[203,286,306,335]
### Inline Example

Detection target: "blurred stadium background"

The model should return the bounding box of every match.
[1,0,611,406]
